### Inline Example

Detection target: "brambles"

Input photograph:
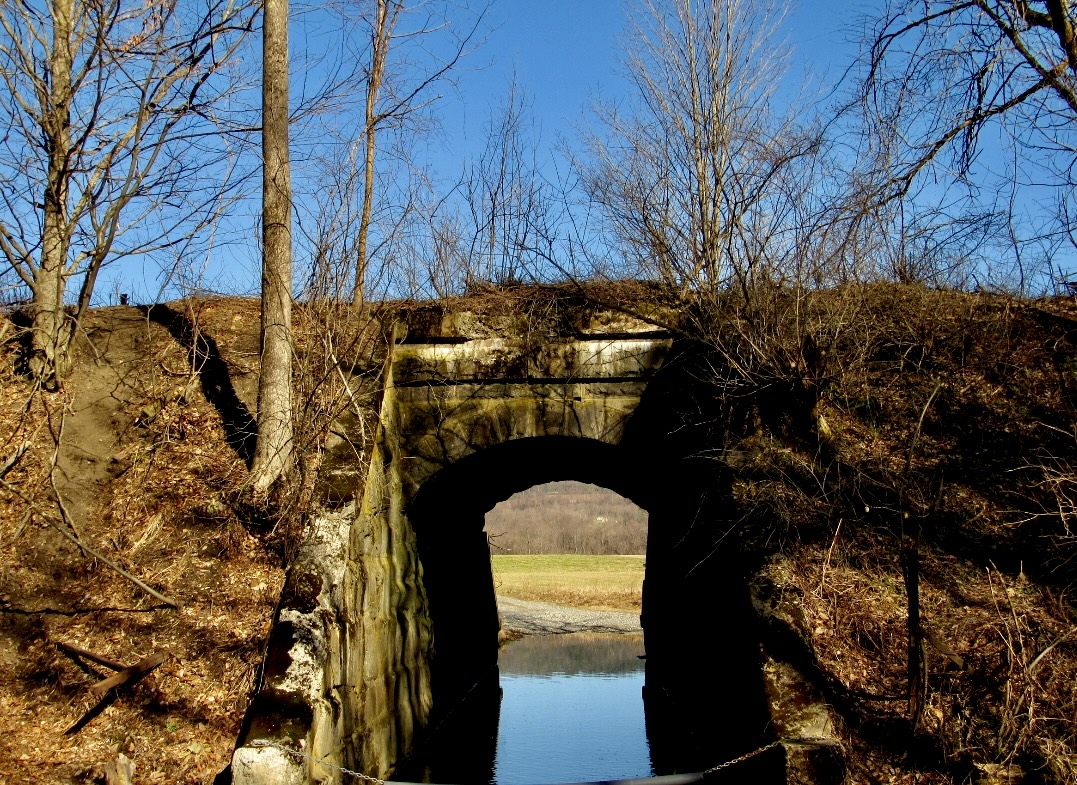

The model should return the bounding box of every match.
[724,288,1077,781]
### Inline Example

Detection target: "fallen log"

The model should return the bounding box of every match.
[65,650,170,735]
[56,642,127,672]
[89,652,170,698]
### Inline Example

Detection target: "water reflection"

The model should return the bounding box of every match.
[500,632,647,677]
[496,634,651,785]
[397,633,650,785]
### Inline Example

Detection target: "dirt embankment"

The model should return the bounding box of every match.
[1,286,1076,784]
[0,300,278,785]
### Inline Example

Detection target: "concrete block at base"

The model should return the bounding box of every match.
[760,656,846,785]
[783,740,846,785]
[231,744,306,785]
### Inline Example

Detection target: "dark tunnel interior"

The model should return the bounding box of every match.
[406,434,781,778]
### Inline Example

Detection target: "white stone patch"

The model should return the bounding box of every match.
[232,744,306,785]
[275,507,353,704]
[573,338,671,376]
[231,507,359,784]
[277,608,327,703]
[302,506,353,565]
[397,337,672,381]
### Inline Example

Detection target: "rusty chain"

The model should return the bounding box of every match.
[251,735,839,783]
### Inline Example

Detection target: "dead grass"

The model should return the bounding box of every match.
[730,288,1077,783]
[758,533,1077,784]
[0,303,284,784]
[491,554,644,612]
[0,286,1075,784]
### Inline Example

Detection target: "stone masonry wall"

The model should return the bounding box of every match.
[232,336,433,784]
[229,297,845,784]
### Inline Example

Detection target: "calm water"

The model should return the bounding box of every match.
[495,633,652,785]
[398,633,652,785]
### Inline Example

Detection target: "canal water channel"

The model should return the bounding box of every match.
[396,632,653,785]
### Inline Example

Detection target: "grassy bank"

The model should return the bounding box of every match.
[490,554,644,612]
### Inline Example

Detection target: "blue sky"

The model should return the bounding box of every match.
[97,0,1071,303]
[101,0,873,303]
[427,0,865,177]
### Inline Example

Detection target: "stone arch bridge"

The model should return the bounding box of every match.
[230,300,842,784]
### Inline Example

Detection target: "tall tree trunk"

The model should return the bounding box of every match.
[352,67,378,310]
[30,0,75,387]
[251,0,294,492]
[351,0,395,311]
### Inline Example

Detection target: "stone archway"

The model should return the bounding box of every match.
[408,435,653,705]
[232,305,843,784]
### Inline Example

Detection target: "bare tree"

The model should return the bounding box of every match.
[405,78,573,297]
[352,0,402,309]
[863,0,1077,286]
[250,0,294,493]
[347,0,486,308]
[581,0,825,300]
[420,208,469,297]
[0,0,257,387]
[459,79,557,287]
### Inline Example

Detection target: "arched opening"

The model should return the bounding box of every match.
[484,480,650,783]
[406,434,778,781]
[408,437,650,693]
[405,437,649,783]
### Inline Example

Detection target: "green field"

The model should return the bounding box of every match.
[490,554,645,612]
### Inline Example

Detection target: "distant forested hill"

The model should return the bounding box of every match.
[483,481,647,554]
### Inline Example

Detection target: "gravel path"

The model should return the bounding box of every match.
[496,595,642,636]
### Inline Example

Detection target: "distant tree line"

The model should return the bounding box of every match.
[484,481,647,555]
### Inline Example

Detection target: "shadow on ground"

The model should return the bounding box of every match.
[142,304,256,464]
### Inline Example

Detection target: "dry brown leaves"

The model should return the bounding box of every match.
[766,534,1077,784]
[741,291,1077,781]
[0,305,284,785]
